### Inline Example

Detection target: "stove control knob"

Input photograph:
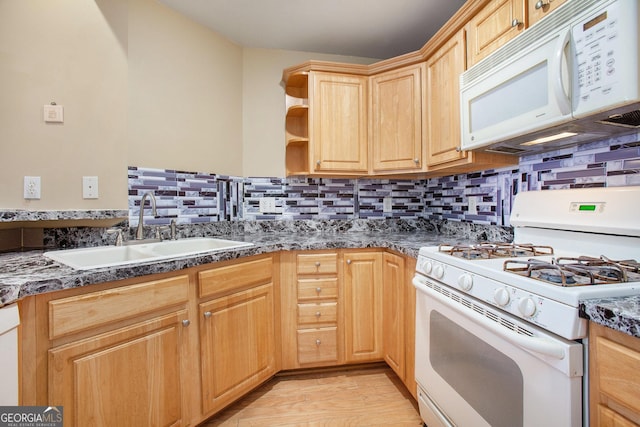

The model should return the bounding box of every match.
[518,297,537,317]
[433,264,445,279]
[493,288,510,306]
[419,259,433,275]
[457,273,473,291]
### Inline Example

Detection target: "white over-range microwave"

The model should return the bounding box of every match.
[460,0,640,155]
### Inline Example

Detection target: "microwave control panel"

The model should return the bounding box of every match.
[572,0,634,114]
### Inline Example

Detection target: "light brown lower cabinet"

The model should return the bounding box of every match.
[199,284,276,415]
[28,274,196,427]
[343,250,384,363]
[49,309,188,427]
[20,249,418,425]
[590,321,640,426]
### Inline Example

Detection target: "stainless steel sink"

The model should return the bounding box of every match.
[44,238,253,270]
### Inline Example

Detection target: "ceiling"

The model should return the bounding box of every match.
[157,0,467,59]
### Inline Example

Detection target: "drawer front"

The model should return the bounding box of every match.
[296,253,338,275]
[49,275,189,339]
[297,278,338,301]
[297,327,338,364]
[297,302,337,325]
[199,256,272,298]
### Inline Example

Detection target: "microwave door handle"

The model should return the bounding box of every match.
[553,28,572,115]
[414,278,566,360]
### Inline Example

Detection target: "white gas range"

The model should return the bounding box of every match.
[413,186,640,427]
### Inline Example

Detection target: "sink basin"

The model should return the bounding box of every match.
[44,238,253,270]
[145,238,252,257]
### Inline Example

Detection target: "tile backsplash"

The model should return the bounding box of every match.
[129,132,640,227]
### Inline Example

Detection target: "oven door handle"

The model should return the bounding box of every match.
[414,278,566,360]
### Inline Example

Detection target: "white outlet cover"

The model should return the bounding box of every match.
[83,176,99,199]
[259,197,277,213]
[24,176,41,199]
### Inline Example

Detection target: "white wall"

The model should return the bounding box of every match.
[0,0,377,210]
[0,0,128,209]
[128,0,244,176]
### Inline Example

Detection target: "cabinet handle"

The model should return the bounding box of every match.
[316,287,322,293]
[316,160,321,166]
[315,311,322,318]
[346,259,352,265]
[182,319,191,327]
[203,311,212,318]
[413,158,419,164]
[455,146,462,152]
[511,18,522,27]
[316,339,321,346]
[535,0,547,9]
[315,261,321,267]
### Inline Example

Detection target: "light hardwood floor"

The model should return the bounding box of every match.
[201,365,423,426]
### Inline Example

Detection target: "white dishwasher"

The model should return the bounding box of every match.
[0,304,19,405]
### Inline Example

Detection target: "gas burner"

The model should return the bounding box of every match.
[439,243,554,260]
[504,256,640,286]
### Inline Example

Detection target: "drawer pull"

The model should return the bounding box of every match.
[182,319,191,327]
[316,339,321,346]
[316,287,322,294]
[203,311,212,318]
[346,259,351,265]
[315,311,321,318]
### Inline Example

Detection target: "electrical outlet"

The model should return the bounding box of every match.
[259,197,277,213]
[24,176,41,199]
[383,197,393,213]
[83,176,99,199]
[468,197,478,215]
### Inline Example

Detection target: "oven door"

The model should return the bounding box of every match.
[413,275,583,427]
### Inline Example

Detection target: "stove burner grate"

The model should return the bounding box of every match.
[504,256,640,286]
[439,242,554,259]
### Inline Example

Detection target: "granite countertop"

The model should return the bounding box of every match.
[0,230,469,307]
[4,227,639,339]
[580,296,640,338]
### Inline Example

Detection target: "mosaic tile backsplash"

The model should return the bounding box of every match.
[129,133,640,227]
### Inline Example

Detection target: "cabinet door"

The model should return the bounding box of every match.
[528,0,567,27]
[590,322,640,426]
[466,0,526,68]
[370,64,425,172]
[343,251,383,362]
[425,29,466,166]
[49,310,189,427]
[199,283,276,415]
[310,72,368,173]
[382,252,405,380]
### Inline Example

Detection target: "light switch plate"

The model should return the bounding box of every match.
[468,197,478,215]
[383,197,393,213]
[82,176,99,199]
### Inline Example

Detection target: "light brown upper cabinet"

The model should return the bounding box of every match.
[425,30,466,166]
[310,72,369,174]
[527,0,568,27]
[370,64,426,173]
[425,29,515,173]
[466,0,526,68]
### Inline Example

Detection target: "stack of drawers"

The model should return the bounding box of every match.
[295,252,339,365]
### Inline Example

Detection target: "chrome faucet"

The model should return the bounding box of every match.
[136,192,157,240]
